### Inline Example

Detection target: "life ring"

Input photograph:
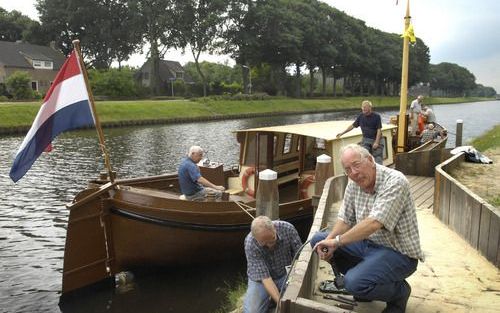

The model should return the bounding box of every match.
[300,175,315,199]
[241,167,256,197]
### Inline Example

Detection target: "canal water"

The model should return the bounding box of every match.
[0,100,498,312]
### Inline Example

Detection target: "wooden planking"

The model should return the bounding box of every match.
[487,211,500,266]
[468,194,482,249]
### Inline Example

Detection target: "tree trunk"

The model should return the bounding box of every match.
[321,67,326,97]
[150,39,161,95]
[309,66,314,97]
[333,74,337,97]
[295,63,301,98]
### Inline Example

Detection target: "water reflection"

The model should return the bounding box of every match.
[1,101,498,312]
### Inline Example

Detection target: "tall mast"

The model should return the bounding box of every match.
[72,40,115,183]
[396,0,411,153]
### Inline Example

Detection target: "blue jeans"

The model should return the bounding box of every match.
[243,275,287,313]
[310,231,417,303]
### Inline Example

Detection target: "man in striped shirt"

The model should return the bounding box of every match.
[311,144,423,313]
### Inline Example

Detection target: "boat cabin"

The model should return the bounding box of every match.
[227,121,397,199]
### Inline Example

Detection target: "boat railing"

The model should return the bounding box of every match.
[434,152,500,268]
[279,175,348,313]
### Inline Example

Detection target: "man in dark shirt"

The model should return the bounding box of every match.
[336,100,384,164]
[178,146,225,200]
[243,216,302,313]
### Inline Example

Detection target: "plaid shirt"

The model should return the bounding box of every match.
[338,164,424,260]
[245,221,302,281]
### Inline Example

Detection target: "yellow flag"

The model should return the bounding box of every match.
[401,24,416,43]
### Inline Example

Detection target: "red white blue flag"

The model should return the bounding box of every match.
[10,50,95,182]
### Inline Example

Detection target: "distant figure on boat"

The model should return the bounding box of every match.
[421,105,436,125]
[409,95,423,135]
[243,215,302,313]
[420,123,439,144]
[336,100,384,165]
[178,145,225,201]
[310,144,423,313]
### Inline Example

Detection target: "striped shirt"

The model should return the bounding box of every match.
[338,164,424,260]
[245,221,302,281]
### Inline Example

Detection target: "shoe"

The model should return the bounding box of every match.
[382,281,411,313]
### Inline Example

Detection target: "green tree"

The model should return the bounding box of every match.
[429,62,476,96]
[5,71,34,100]
[127,0,177,95]
[36,0,142,68]
[174,0,229,97]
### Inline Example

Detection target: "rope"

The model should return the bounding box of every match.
[232,200,255,220]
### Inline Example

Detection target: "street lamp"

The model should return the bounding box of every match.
[241,65,252,94]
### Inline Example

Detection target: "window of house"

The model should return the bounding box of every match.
[175,72,183,79]
[31,81,38,91]
[32,60,53,70]
[283,134,292,154]
[315,138,326,149]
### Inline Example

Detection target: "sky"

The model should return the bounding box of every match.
[1,0,499,92]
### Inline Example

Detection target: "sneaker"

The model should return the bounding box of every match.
[382,281,411,313]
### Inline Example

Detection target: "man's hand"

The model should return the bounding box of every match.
[215,185,225,191]
[372,142,379,150]
[313,239,336,261]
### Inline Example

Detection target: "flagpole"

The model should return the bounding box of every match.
[72,40,115,183]
[397,0,411,153]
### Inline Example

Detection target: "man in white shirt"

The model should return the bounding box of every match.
[409,95,423,135]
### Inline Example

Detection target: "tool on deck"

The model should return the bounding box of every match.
[322,294,356,310]
[321,247,345,289]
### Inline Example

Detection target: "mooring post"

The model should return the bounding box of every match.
[255,169,279,219]
[456,119,463,147]
[314,154,334,196]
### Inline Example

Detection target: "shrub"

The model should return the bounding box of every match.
[88,67,141,98]
[5,71,34,100]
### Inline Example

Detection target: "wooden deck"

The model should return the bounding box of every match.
[309,175,500,313]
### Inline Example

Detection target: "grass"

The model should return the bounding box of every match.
[470,124,500,152]
[0,96,492,129]
[213,275,247,313]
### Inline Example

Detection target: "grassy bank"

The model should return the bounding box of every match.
[470,124,500,151]
[0,96,492,129]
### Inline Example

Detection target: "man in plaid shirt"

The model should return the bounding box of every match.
[243,215,302,313]
[311,144,423,313]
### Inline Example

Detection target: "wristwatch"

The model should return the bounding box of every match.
[333,234,342,247]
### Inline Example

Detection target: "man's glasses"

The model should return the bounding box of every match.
[343,159,365,175]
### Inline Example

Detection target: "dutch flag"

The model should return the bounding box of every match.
[10,50,96,182]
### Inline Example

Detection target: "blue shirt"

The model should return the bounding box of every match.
[178,157,203,196]
[353,112,382,140]
[244,221,302,281]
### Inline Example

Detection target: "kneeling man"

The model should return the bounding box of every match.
[311,144,423,313]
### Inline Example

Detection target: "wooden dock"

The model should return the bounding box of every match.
[280,174,500,313]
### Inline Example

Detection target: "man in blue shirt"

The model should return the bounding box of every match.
[178,146,225,200]
[336,100,384,164]
[243,216,302,313]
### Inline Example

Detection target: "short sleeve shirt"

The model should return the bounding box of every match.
[245,221,302,281]
[410,99,422,114]
[338,164,424,260]
[178,157,203,196]
[353,112,382,140]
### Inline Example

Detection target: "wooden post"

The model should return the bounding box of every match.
[255,169,279,219]
[456,119,463,147]
[314,154,333,196]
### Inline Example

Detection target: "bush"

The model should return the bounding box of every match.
[88,67,142,98]
[5,71,34,100]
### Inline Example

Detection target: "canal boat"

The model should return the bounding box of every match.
[62,120,401,294]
